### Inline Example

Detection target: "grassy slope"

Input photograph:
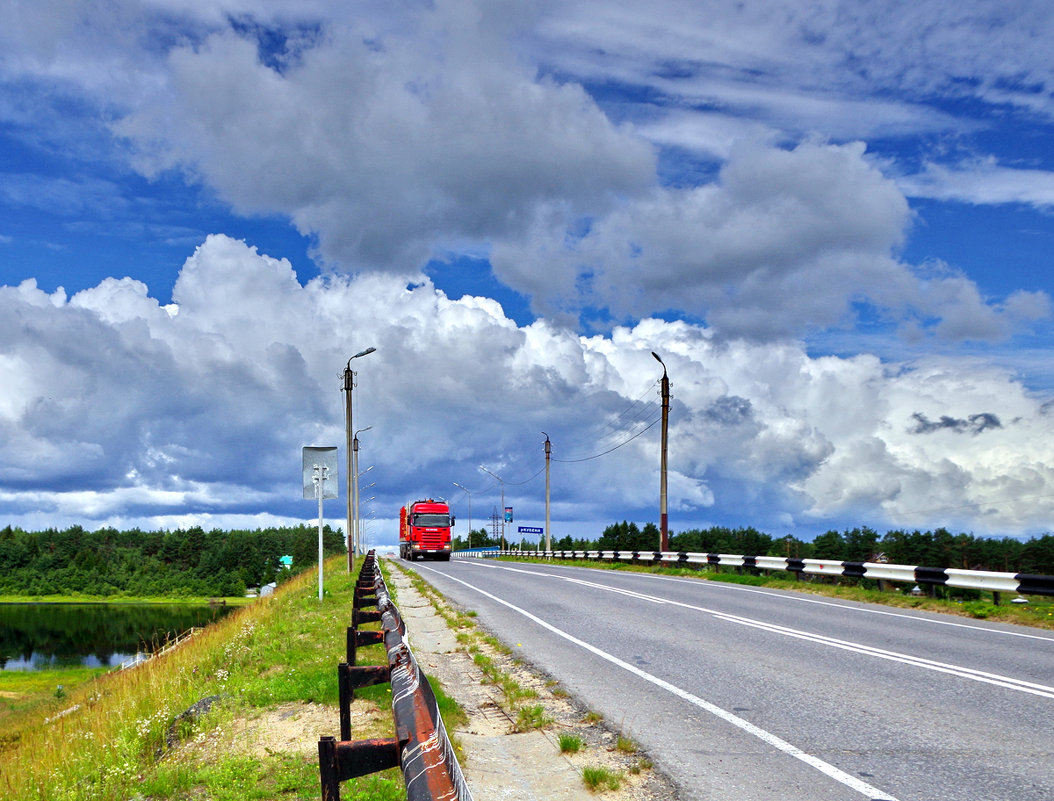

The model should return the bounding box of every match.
[0,557,403,801]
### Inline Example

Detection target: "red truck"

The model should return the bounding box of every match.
[399,498,454,560]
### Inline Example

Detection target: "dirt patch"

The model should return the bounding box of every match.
[168,697,389,766]
[390,559,677,800]
[235,701,345,758]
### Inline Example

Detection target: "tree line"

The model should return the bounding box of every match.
[489,522,1054,576]
[0,524,346,598]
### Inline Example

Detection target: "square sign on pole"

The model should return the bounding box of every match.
[303,446,338,600]
[303,447,339,499]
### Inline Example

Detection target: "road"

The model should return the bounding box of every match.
[406,558,1054,801]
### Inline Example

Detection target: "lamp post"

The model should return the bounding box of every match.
[453,482,472,548]
[652,352,670,552]
[542,433,551,552]
[343,347,376,571]
[358,478,375,555]
[479,465,506,549]
[352,426,372,563]
[360,494,376,547]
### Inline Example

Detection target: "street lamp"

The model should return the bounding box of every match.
[542,433,551,553]
[652,352,670,552]
[343,347,376,571]
[353,427,372,561]
[478,465,506,549]
[453,482,472,548]
[360,494,376,538]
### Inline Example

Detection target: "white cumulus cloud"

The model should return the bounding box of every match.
[1,236,1052,539]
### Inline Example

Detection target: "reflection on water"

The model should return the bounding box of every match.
[0,603,236,671]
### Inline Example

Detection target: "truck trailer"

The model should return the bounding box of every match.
[399,498,454,560]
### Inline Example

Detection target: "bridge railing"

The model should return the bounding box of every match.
[318,551,473,801]
[479,550,1054,598]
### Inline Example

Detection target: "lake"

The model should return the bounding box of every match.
[0,602,238,671]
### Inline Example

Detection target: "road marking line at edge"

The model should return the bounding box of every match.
[418,563,900,801]
[544,560,1054,642]
[467,561,1054,697]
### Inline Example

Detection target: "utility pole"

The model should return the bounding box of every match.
[343,367,353,571]
[453,482,472,548]
[543,433,552,552]
[653,352,670,552]
[479,466,506,550]
[352,427,370,560]
[342,347,376,572]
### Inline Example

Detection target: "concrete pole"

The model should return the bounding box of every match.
[453,482,472,548]
[653,352,670,552]
[543,433,552,552]
[343,366,354,572]
[342,347,375,572]
[352,435,359,562]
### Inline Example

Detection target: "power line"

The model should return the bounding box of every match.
[602,379,660,440]
[505,465,547,486]
[553,416,661,463]
[472,376,664,485]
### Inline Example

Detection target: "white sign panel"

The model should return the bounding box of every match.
[302,446,338,499]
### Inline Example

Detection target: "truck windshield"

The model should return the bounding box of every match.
[413,513,450,528]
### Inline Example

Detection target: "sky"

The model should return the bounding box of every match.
[2,0,1054,550]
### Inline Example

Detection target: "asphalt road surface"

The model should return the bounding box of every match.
[405,557,1054,801]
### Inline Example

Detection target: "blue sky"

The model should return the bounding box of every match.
[2,1,1053,549]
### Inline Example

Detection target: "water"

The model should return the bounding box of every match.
[0,602,237,671]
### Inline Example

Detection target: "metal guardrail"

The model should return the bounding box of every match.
[318,551,474,801]
[465,549,1054,598]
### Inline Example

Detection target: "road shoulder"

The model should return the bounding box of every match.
[388,559,677,800]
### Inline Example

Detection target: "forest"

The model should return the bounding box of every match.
[4,520,1052,599]
[457,522,1054,575]
[0,524,346,598]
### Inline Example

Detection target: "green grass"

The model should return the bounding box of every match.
[515,703,552,732]
[0,665,109,731]
[0,558,404,801]
[615,734,636,753]
[582,765,622,792]
[500,675,538,705]
[559,733,583,753]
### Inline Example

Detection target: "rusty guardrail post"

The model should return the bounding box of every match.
[320,550,474,801]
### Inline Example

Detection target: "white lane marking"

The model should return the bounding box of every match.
[420,563,900,801]
[463,561,1054,698]
[711,613,1054,699]
[539,561,1054,643]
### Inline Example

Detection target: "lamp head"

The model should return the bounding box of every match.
[652,351,667,377]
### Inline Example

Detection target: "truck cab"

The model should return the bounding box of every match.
[399,498,454,560]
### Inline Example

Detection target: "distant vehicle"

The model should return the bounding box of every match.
[399,498,454,560]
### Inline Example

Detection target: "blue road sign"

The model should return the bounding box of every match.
[518,526,543,535]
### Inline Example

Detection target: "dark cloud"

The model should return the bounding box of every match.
[703,395,753,425]
[909,412,1002,435]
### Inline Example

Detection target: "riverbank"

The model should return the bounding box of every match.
[0,594,254,605]
[0,558,403,801]
[0,666,109,736]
